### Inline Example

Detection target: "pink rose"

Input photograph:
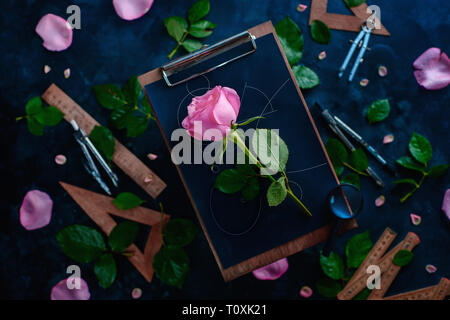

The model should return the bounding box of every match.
[181,86,240,141]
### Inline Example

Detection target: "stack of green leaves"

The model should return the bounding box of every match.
[19,97,64,136]
[164,0,216,59]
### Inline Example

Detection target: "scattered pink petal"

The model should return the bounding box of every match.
[296,4,308,12]
[64,68,71,79]
[144,176,153,183]
[300,286,313,298]
[252,258,288,280]
[410,213,422,226]
[19,190,53,230]
[442,189,450,221]
[147,153,158,160]
[44,65,51,74]
[318,51,326,60]
[383,134,394,144]
[360,78,369,87]
[375,195,385,207]
[113,0,154,21]
[132,288,142,299]
[50,277,90,300]
[425,264,437,274]
[413,48,450,90]
[35,14,73,51]
[378,65,388,77]
[55,154,67,165]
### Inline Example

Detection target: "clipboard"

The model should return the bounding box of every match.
[139,21,356,281]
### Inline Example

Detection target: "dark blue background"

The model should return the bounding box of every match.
[0,0,448,299]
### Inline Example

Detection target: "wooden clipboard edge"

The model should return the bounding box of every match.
[138,21,356,282]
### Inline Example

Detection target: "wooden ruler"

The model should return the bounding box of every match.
[42,84,166,199]
[384,277,450,300]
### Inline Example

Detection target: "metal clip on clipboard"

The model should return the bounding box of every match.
[161,31,257,87]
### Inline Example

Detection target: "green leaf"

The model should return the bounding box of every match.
[123,75,141,107]
[126,115,149,137]
[153,246,190,288]
[25,96,43,115]
[251,129,289,174]
[367,99,390,124]
[113,192,145,210]
[316,278,342,298]
[393,250,414,267]
[214,169,247,194]
[93,84,127,110]
[190,20,216,30]
[428,164,449,178]
[27,117,44,136]
[55,224,106,263]
[340,173,360,190]
[408,133,432,166]
[188,0,210,24]
[350,148,369,172]
[241,176,260,201]
[292,65,320,89]
[89,125,115,163]
[34,106,64,126]
[94,253,117,288]
[267,177,287,207]
[108,221,140,253]
[392,178,419,187]
[182,39,203,53]
[140,96,152,114]
[345,230,372,268]
[320,251,345,280]
[275,16,304,66]
[353,287,371,300]
[345,0,367,8]
[110,104,134,130]
[310,20,331,44]
[189,27,212,38]
[163,16,188,42]
[164,219,199,247]
[325,138,348,176]
[396,156,426,173]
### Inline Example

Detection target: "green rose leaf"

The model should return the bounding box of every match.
[110,104,133,130]
[427,164,449,178]
[182,39,203,53]
[408,133,432,166]
[34,106,64,126]
[140,96,152,114]
[188,0,210,24]
[189,26,213,38]
[89,125,115,163]
[350,148,369,172]
[292,65,320,89]
[190,20,216,30]
[345,0,367,8]
[392,178,419,188]
[108,221,140,253]
[316,277,342,298]
[320,251,345,280]
[153,246,190,288]
[267,177,287,207]
[164,16,188,42]
[125,115,149,137]
[164,218,199,247]
[56,224,106,263]
[251,129,289,174]
[27,117,45,136]
[25,96,43,115]
[396,156,426,173]
[345,230,372,268]
[367,99,390,124]
[214,169,247,194]
[325,138,348,176]
[275,16,304,66]
[113,192,145,210]
[393,250,414,267]
[241,176,260,201]
[93,84,127,110]
[310,20,331,44]
[340,173,360,190]
[123,75,142,107]
[94,253,117,289]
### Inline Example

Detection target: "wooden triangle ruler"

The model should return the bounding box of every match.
[309,0,390,36]
[42,84,167,199]
[59,181,170,282]
[338,227,449,300]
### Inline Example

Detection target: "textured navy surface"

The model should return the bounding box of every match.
[0,0,449,299]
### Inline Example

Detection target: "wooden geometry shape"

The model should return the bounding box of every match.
[310,0,390,36]
[59,181,170,282]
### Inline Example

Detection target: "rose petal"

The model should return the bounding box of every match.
[35,14,73,51]
[19,190,53,230]
[296,4,308,12]
[413,48,450,90]
[375,195,385,207]
[300,286,313,298]
[425,264,437,274]
[44,65,51,74]
[132,288,142,299]
[410,213,421,226]
[442,189,450,221]
[50,277,90,300]
[147,153,158,160]
[378,65,388,77]
[55,154,67,165]
[144,175,153,183]
[252,258,288,280]
[360,78,369,87]
[318,51,326,60]
[383,134,394,144]
[64,68,71,79]
[113,0,154,21]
